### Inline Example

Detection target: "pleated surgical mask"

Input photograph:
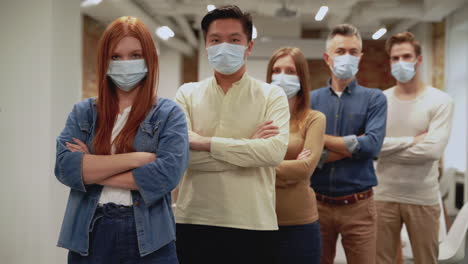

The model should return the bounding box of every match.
[271,74,301,99]
[391,61,416,83]
[332,54,360,80]
[107,59,148,91]
[207,43,247,75]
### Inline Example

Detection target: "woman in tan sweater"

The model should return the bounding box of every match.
[266,47,325,263]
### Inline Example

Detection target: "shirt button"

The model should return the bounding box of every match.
[135,201,140,206]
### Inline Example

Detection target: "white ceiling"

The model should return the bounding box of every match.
[81,0,468,55]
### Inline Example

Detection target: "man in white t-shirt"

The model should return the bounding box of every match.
[375,32,454,264]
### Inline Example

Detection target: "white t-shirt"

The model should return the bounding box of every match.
[375,86,454,205]
[98,106,133,206]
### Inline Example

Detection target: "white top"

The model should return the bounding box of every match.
[335,91,343,97]
[375,86,454,205]
[98,106,133,206]
[174,73,290,230]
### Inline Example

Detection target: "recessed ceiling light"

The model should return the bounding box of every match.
[81,0,102,8]
[156,26,175,41]
[207,4,216,12]
[372,28,387,40]
[315,6,328,21]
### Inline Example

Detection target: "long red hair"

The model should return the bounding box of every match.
[266,47,311,132]
[93,16,159,155]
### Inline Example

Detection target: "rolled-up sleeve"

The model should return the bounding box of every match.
[54,104,87,192]
[343,135,360,155]
[132,104,189,207]
[354,91,387,160]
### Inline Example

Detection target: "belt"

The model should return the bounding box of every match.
[96,203,133,218]
[316,189,373,206]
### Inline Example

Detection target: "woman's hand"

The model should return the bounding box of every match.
[297,148,311,160]
[276,177,299,188]
[66,138,90,154]
[189,131,211,151]
[133,152,157,167]
[251,121,279,139]
[413,131,428,145]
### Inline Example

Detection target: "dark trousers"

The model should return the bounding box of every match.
[176,223,275,264]
[276,221,322,264]
[68,203,178,264]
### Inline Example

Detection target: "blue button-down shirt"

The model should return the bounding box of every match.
[54,97,189,256]
[310,80,387,197]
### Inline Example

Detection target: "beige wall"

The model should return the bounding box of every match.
[0,1,81,263]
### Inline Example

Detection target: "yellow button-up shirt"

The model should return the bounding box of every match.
[174,73,290,230]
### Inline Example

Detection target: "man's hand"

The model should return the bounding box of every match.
[66,138,90,154]
[323,135,352,157]
[251,121,279,139]
[189,131,211,151]
[413,131,427,146]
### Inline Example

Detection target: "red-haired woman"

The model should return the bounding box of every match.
[266,47,325,263]
[54,16,188,263]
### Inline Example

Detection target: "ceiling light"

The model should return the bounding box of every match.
[156,26,175,41]
[372,28,387,40]
[207,4,216,12]
[81,0,102,8]
[315,6,328,21]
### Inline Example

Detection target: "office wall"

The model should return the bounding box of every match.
[445,3,468,177]
[0,1,81,263]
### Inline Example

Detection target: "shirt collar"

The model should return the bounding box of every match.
[211,72,250,92]
[327,78,358,96]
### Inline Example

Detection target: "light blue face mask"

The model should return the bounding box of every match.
[391,61,416,83]
[207,43,247,75]
[332,54,360,80]
[107,59,148,92]
[271,73,301,99]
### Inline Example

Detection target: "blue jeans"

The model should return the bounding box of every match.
[68,203,178,264]
[275,220,322,264]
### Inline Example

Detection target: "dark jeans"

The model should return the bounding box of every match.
[276,221,322,264]
[176,223,275,264]
[68,203,178,264]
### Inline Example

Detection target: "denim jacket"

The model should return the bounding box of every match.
[54,97,189,257]
[310,80,387,196]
